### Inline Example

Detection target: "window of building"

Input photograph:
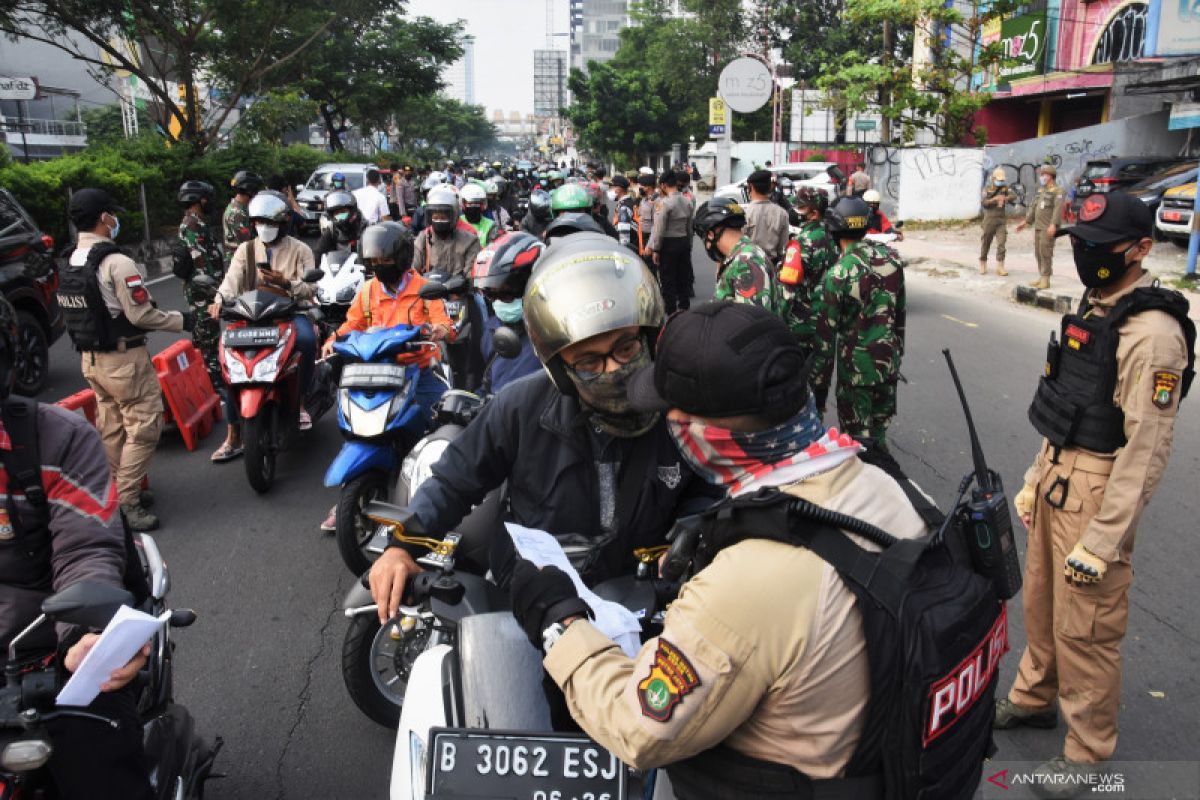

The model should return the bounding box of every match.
[1092,2,1147,64]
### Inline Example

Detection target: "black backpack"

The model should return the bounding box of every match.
[663,486,1002,800]
[171,237,197,282]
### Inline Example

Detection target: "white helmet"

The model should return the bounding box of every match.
[460,183,487,207]
[247,190,290,224]
[862,189,882,204]
[638,166,654,176]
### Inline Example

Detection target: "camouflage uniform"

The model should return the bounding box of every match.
[810,239,906,446]
[222,198,253,268]
[178,211,225,384]
[714,236,785,317]
[782,220,840,348]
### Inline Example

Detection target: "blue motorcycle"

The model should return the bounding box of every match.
[324,324,443,575]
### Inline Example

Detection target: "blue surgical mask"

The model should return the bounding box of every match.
[493,297,524,324]
[107,215,121,240]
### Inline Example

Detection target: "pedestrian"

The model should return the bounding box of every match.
[742,169,790,265]
[979,167,1012,275]
[223,170,262,266]
[997,191,1195,792]
[609,175,638,252]
[648,171,693,314]
[60,188,194,531]
[693,197,785,316]
[508,301,928,792]
[1015,164,1065,289]
[780,187,840,349]
[353,169,391,225]
[636,173,658,267]
[175,181,241,463]
[809,197,905,450]
[846,163,871,197]
[676,169,697,301]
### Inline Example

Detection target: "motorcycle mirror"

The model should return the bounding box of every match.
[444,275,468,294]
[491,326,522,360]
[894,220,905,229]
[303,268,324,283]
[419,282,448,300]
[41,582,134,630]
[191,274,218,289]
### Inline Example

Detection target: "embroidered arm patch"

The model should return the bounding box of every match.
[637,638,701,721]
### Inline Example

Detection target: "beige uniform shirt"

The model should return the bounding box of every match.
[847,171,871,197]
[744,200,791,264]
[1024,271,1188,563]
[69,232,185,334]
[411,226,481,278]
[648,192,691,251]
[217,236,315,303]
[980,183,1012,220]
[545,456,928,774]
[1024,185,1065,229]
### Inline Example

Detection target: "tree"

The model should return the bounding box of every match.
[390,96,498,161]
[566,62,673,163]
[241,90,319,146]
[79,103,155,145]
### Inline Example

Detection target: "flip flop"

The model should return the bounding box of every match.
[211,443,244,463]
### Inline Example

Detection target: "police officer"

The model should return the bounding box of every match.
[742,169,790,265]
[980,167,1012,275]
[609,175,638,252]
[636,173,658,265]
[996,192,1194,791]
[223,170,262,267]
[509,302,927,795]
[1016,164,1065,289]
[648,171,693,314]
[60,189,193,531]
[809,197,905,450]
[693,198,785,317]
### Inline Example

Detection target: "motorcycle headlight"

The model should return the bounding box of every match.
[2,738,52,771]
[401,438,451,497]
[250,328,293,382]
[224,348,250,383]
[336,285,356,303]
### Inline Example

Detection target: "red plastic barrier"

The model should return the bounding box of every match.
[152,341,222,452]
[56,388,99,427]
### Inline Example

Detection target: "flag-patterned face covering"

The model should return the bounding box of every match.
[666,395,862,494]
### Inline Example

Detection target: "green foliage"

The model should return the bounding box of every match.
[389,96,498,162]
[79,104,157,146]
[242,91,319,146]
[805,152,833,162]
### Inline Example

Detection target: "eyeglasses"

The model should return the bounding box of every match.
[482,289,521,303]
[564,335,643,381]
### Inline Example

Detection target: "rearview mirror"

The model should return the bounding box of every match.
[491,325,522,360]
[419,281,448,300]
[294,184,304,194]
[444,275,468,294]
[41,582,134,630]
[303,269,324,283]
[894,220,905,229]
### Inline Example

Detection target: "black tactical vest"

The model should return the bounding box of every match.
[57,242,144,352]
[1029,287,1195,453]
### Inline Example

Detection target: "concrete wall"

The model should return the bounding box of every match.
[864,146,985,220]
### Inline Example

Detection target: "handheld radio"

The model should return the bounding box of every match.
[943,349,1023,600]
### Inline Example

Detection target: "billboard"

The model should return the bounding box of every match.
[1145,0,1200,56]
[998,14,1047,81]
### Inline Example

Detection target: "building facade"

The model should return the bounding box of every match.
[534,49,569,117]
[443,36,477,106]
[569,0,629,72]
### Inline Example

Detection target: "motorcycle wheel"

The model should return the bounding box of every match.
[243,411,275,494]
[342,614,431,728]
[336,470,390,576]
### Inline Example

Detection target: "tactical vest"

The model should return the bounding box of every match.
[57,242,143,352]
[1029,287,1195,453]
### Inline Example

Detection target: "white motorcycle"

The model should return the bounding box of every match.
[315,248,366,326]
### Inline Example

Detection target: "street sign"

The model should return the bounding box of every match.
[718,57,772,114]
[709,125,726,137]
[1169,101,1200,130]
[708,97,727,127]
[855,119,877,131]
[0,76,37,101]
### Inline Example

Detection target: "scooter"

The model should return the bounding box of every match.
[324,324,442,577]
[421,273,487,391]
[0,538,220,800]
[315,248,365,326]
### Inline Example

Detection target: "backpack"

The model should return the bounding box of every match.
[664,486,1002,800]
[171,237,197,281]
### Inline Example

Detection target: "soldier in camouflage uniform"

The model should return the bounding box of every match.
[778,187,841,349]
[692,197,785,316]
[223,170,262,267]
[810,196,905,448]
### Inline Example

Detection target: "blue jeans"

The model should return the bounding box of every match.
[405,367,446,440]
[292,317,317,394]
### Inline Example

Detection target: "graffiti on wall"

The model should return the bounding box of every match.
[1093,3,1148,64]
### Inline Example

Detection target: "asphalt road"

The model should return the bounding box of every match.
[35,238,1198,798]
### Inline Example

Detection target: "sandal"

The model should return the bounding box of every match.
[211,442,244,463]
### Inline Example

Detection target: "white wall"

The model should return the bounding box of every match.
[895,147,986,221]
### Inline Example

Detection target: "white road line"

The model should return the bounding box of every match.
[941,314,979,329]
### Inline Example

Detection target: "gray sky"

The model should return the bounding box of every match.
[405,0,563,118]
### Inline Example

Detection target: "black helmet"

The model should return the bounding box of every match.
[230,170,264,196]
[793,186,828,215]
[826,197,871,239]
[359,222,414,266]
[529,189,551,221]
[471,232,545,296]
[178,180,215,207]
[0,295,18,399]
[543,212,604,241]
[692,197,747,240]
[324,190,360,236]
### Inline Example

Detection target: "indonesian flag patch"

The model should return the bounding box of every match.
[637,639,701,722]
[1152,371,1180,410]
[124,275,150,305]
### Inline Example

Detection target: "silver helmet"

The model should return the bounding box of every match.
[247,190,290,224]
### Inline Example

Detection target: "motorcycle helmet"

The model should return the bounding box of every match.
[550,184,591,217]
[483,179,500,201]
[863,189,883,209]
[793,186,828,215]
[524,232,664,395]
[421,172,447,196]
[177,180,215,208]
[825,196,871,239]
[692,197,747,261]
[547,170,566,189]
[0,295,18,399]
[472,232,544,298]
[330,171,347,190]
[324,190,360,236]
[359,222,414,283]
[230,170,264,196]
[460,183,488,224]
[543,212,604,241]
[247,191,291,225]
[529,190,552,221]
[491,176,508,196]
[426,185,461,236]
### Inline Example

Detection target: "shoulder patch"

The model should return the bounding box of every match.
[124,274,149,304]
[1153,370,1180,409]
[638,638,701,721]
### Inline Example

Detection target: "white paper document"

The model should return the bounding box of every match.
[506,523,644,658]
[56,605,169,707]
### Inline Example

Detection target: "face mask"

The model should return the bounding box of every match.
[1038,175,1050,186]
[1071,237,1135,289]
[493,297,524,324]
[256,223,280,244]
[569,346,658,438]
[464,207,483,224]
[375,263,404,285]
[107,215,121,240]
[334,211,351,222]
[703,231,723,262]
[994,180,1006,187]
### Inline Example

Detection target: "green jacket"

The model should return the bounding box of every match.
[783,220,840,347]
[465,215,499,248]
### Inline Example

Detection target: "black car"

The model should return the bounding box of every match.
[0,188,65,395]
[1071,157,1189,211]
[1124,162,1198,220]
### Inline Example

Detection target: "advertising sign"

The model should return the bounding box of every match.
[708,97,727,126]
[718,57,772,114]
[998,14,1047,81]
[1146,0,1200,56]
[0,76,37,101]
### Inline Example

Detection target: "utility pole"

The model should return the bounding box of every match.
[880,20,894,143]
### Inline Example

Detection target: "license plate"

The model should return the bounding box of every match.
[224,327,279,347]
[444,299,464,317]
[428,729,627,800]
[1161,210,1184,222]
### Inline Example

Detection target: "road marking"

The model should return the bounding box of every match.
[941,314,978,329]
[147,273,175,287]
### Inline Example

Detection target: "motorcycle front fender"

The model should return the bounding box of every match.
[390,644,454,800]
[323,442,397,488]
[238,386,275,419]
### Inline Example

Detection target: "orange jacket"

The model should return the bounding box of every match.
[332,273,453,367]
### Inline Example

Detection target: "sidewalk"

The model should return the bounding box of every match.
[894,223,1200,321]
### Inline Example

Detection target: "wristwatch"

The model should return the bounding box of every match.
[541,617,581,655]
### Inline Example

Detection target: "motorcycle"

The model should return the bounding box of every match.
[196,270,339,493]
[314,248,366,326]
[420,273,487,391]
[324,324,443,577]
[0,537,219,799]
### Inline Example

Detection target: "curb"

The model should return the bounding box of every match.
[1012,284,1076,313]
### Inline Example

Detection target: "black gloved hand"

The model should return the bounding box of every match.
[180,310,197,331]
[510,558,590,651]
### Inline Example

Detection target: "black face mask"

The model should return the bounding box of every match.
[704,231,723,262]
[464,207,483,224]
[431,217,454,237]
[1071,237,1135,289]
[375,263,404,285]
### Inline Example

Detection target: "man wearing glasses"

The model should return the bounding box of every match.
[368,233,722,622]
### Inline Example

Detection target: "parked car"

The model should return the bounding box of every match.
[1155,182,1196,248]
[714,162,841,205]
[1124,162,1198,220]
[0,187,65,395]
[293,164,379,236]
[1072,157,1189,211]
